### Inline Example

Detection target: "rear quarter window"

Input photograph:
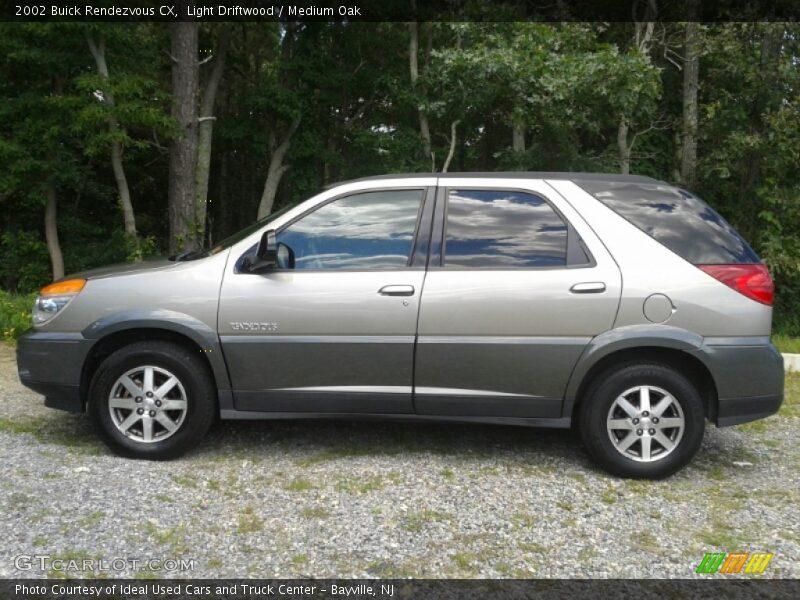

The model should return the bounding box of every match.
[576,180,760,264]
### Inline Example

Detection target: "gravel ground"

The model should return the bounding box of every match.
[0,342,798,579]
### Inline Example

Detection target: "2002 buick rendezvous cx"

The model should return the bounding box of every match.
[17,173,784,478]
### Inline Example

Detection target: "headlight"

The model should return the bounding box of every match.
[32,278,86,325]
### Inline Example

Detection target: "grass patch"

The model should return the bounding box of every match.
[0,291,35,343]
[335,472,401,494]
[737,419,770,434]
[403,510,450,533]
[780,372,800,418]
[518,541,547,554]
[284,477,315,492]
[79,510,104,527]
[632,531,660,553]
[601,487,618,505]
[556,501,574,511]
[696,519,750,549]
[237,506,264,534]
[0,417,42,435]
[0,416,103,454]
[300,507,330,519]
[451,552,475,573]
[773,334,800,354]
[510,512,538,530]
[46,549,98,578]
[335,475,385,494]
[291,554,309,567]
[701,465,729,481]
[143,522,189,554]
[171,475,198,489]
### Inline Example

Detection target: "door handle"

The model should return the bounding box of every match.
[378,285,415,297]
[570,282,606,294]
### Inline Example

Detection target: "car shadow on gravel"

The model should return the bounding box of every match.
[4,406,764,478]
[197,417,588,467]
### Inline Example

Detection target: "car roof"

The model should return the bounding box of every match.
[326,172,662,189]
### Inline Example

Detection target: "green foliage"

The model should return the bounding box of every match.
[0,291,35,343]
[0,231,51,292]
[0,21,798,327]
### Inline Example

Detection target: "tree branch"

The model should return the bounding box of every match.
[441,119,460,173]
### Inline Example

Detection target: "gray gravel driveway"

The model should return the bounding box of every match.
[1,343,798,579]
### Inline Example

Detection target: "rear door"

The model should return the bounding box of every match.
[414,178,622,418]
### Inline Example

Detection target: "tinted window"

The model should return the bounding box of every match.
[277,190,423,269]
[578,181,760,264]
[444,190,567,268]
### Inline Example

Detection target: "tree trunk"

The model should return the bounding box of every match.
[195,26,230,249]
[44,181,64,281]
[512,122,526,153]
[617,117,631,175]
[680,14,700,187]
[168,16,200,254]
[442,120,460,173]
[87,34,137,239]
[409,16,432,167]
[257,116,301,219]
[323,136,336,185]
[737,24,784,229]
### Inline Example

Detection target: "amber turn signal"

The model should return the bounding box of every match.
[40,278,86,296]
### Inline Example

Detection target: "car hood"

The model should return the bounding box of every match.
[67,258,179,281]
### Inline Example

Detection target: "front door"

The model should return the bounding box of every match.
[414,181,622,418]
[218,187,433,414]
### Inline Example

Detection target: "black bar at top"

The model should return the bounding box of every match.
[3,0,800,22]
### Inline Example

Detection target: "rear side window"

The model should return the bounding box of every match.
[444,190,568,268]
[577,181,759,264]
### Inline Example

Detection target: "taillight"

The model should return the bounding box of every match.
[698,264,774,306]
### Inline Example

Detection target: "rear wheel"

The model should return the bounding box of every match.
[579,363,705,479]
[89,341,215,459]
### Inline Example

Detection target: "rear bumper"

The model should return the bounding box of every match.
[716,393,783,427]
[16,330,93,413]
[702,340,784,427]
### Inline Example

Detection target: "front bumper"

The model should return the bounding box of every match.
[703,341,785,427]
[16,330,94,413]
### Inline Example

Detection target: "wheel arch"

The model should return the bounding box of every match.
[80,311,231,410]
[564,326,719,423]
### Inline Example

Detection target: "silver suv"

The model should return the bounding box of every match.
[17,173,784,478]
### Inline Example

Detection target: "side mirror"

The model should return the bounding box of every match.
[244,229,277,272]
[276,242,295,269]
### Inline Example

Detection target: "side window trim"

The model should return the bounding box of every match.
[237,186,433,273]
[428,185,447,268]
[409,187,436,268]
[434,186,594,271]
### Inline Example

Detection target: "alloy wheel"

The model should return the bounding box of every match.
[108,365,188,443]
[606,385,685,462]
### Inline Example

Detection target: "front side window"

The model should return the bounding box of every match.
[444,190,568,268]
[277,189,424,270]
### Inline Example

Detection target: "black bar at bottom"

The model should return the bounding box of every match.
[2,579,799,600]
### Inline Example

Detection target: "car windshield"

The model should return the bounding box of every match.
[172,205,295,261]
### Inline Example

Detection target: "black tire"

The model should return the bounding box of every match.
[579,362,705,479]
[89,340,216,460]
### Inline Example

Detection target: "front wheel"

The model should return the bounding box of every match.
[579,363,705,479]
[89,340,216,459]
